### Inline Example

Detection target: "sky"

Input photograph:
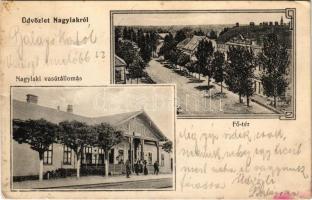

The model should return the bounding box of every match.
[12,86,175,140]
[114,12,291,26]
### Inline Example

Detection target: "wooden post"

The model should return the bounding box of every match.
[156,141,160,162]
[128,137,134,170]
[141,139,144,160]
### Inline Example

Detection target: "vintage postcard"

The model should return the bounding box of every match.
[0,1,311,199]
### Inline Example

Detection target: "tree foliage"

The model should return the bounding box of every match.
[195,39,214,82]
[93,123,124,152]
[208,30,218,39]
[169,49,178,65]
[13,118,58,180]
[58,120,95,178]
[177,52,190,66]
[116,40,146,82]
[174,29,187,43]
[58,120,94,154]
[162,140,172,153]
[194,29,205,36]
[212,51,225,92]
[93,123,124,176]
[13,119,57,154]
[225,46,255,105]
[161,33,176,60]
[258,33,289,107]
[128,56,146,83]
[116,40,138,68]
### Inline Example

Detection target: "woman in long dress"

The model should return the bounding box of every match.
[143,160,148,175]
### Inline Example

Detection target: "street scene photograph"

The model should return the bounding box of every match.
[12,86,174,190]
[112,11,294,118]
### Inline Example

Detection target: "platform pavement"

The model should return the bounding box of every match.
[12,173,173,190]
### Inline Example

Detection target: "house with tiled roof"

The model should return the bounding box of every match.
[177,35,217,57]
[176,35,217,62]
[13,94,172,180]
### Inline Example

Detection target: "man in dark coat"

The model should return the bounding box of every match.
[154,161,159,175]
[134,160,140,175]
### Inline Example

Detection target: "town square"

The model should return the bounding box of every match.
[113,11,294,118]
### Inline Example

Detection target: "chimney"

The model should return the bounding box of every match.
[67,105,73,113]
[57,106,60,111]
[26,94,38,104]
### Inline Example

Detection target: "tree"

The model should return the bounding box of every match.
[128,56,145,83]
[186,62,195,76]
[258,33,289,107]
[93,123,124,177]
[116,40,137,69]
[116,40,146,83]
[114,27,121,51]
[13,119,58,181]
[240,47,255,106]
[177,53,190,67]
[195,39,214,83]
[212,51,225,93]
[219,27,229,36]
[129,28,137,42]
[162,33,175,60]
[225,46,255,106]
[209,30,218,39]
[58,120,95,179]
[169,49,178,68]
[194,29,205,36]
[225,46,242,102]
[123,27,130,40]
[175,29,187,43]
[162,140,172,153]
[141,32,152,62]
[137,29,145,51]
[150,31,158,57]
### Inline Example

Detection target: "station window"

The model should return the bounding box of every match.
[84,147,92,164]
[98,148,104,165]
[43,144,53,165]
[63,145,72,165]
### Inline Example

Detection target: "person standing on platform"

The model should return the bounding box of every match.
[143,160,148,175]
[134,160,140,175]
[154,161,159,175]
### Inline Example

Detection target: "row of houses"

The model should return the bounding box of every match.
[13,94,173,180]
[168,30,291,98]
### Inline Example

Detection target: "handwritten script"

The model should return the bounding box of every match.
[177,125,309,198]
[1,24,100,74]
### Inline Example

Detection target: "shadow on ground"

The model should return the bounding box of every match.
[141,72,156,84]
[188,78,205,83]
[211,92,227,99]
[194,85,215,91]
[173,70,192,78]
